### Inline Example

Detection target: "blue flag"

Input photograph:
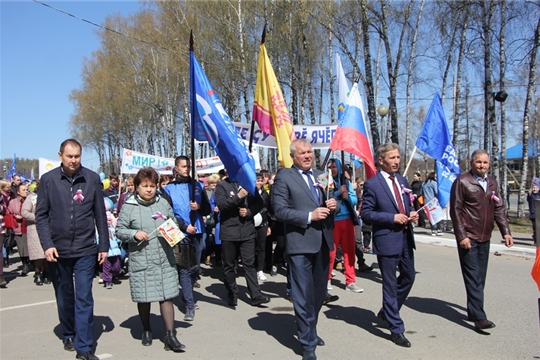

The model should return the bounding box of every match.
[436,162,458,208]
[11,153,16,176]
[416,94,460,207]
[190,52,256,194]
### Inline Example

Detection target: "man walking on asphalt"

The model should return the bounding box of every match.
[36,139,109,360]
[450,149,513,332]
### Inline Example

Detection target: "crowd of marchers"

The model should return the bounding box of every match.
[0,139,520,360]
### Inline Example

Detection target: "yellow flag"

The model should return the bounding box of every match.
[253,43,295,168]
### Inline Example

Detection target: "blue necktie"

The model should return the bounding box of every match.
[303,171,319,203]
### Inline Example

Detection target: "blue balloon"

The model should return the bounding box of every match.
[99,172,106,181]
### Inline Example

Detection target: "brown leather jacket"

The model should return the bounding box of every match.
[450,171,511,243]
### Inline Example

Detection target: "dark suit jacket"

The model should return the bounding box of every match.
[361,172,415,256]
[271,167,339,255]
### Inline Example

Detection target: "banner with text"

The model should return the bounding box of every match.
[120,148,260,175]
[199,122,338,149]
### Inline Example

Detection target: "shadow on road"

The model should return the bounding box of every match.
[323,305,389,341]
[404,296,475,330]
[248,311,300,356]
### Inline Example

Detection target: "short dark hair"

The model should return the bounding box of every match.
[175,155,190,167]
[109,173,119,180]
[59,139,82,153]
[134,167,159,188]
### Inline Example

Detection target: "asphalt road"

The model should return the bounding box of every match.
[1,231,539,360]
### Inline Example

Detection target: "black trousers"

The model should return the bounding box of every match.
[458,239,490,321]
[222,238,261,300]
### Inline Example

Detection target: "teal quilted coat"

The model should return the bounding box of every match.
[116,194,179,303]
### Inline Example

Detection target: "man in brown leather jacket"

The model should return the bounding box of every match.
[450,149,513,332]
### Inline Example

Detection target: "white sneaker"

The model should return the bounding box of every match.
[346,283,364,293]
[437,231,444,236]
[98,278,104,284]
[327,280,333,290]
[257,271,267,281]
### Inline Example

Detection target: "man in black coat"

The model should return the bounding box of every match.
[215,175,270,307]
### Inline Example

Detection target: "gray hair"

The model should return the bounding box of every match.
[376,143,400,160]
[470,149,489,162]
[290,138,312,154]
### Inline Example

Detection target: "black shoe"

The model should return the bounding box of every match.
[391,333,411,347]
[302,350,317,360]
[251,296,270,306]
[0,275,7,287]
[474,319,496,330]
[228,295,238,307]
[142,330,152,346]
[112,277,122,285]
[193,281,201,288]
[63,337,75,351]
[317,336,325,346]
[3,258,9,268]
[21,263,30,276]
[35,273,44,286]
[43,277,51,285]
[358,263,374,272]
[76,351,99,360]
[322,293,339,305]
[163,330,185,352]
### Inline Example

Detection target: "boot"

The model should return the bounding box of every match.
[21,257,30,276]
[163,330,185,352]
[0,274,7,287]
[35,272,44,286]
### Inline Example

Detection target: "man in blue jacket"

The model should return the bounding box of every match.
[162,155,210,321]
[361,143,418,348]
[36,139,109,360]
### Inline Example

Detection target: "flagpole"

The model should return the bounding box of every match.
[321,150,332,170]
[403,146,417,176]
[249,24,267,153]
[189,30,196,226]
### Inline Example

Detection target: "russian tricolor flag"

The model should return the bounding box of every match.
[329,82,376,179]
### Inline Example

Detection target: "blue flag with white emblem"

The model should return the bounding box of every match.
[190,52,256,194]
[416,93,460,207]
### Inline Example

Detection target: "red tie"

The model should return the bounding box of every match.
[389,175,406,215]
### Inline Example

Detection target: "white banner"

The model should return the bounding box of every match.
[121,148,261,175]
[39,157,61,178]
[230,122,337,149]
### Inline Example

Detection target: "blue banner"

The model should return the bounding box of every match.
[416,94,460,175]
[436,161,458,208]
[416,94,460,207]
[190,52,256,194]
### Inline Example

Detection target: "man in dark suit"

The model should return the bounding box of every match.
[361,143,418,348]
[272,139,339,360]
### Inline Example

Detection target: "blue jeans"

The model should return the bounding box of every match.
[179,234,202,309]
[49,255,97,354]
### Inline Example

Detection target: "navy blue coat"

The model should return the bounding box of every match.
[36,166,109,258]
[361,172,416,256]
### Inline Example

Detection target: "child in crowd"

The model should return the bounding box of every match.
[99,211,122,289]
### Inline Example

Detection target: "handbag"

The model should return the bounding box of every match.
[174,243,198,271]
[4,213,18,229]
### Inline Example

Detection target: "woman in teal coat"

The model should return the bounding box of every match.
[116,167,185,352]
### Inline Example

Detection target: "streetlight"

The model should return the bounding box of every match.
[377,104,390,143]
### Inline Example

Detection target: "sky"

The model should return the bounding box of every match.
[1,0,142,171]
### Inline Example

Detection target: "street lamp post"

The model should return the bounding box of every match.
[377,104,389,144]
